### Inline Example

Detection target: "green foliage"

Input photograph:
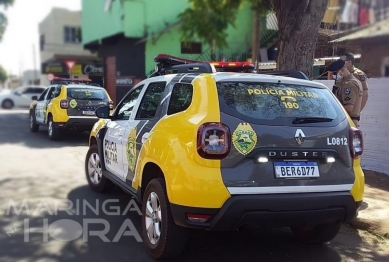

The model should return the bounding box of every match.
[0,0,14,41]
[0,64,7,83]
[178,0,242,50]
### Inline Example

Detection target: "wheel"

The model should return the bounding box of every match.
[85,144,113,192]
[142,178,188,260]
[291,221,342,244]
[47,116,60,140]
[1,99,14,109]
[29,111,39,132]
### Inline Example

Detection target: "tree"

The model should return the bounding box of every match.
[0,0,14,41]
[248,0,273,63]
[178,0,241,53]
[272,0,328,78]
[178,0,329,78]
[0,64,7,84]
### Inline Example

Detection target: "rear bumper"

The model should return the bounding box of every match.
[55,116,99,131]
[170,192,360,231]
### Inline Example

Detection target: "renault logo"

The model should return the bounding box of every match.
[295,129,305,145]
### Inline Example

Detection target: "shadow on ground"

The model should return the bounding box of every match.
[1,184,388,262]
[0,109,90,148]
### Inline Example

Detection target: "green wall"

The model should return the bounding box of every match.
[82,0,255,76]
[145,3,253,75]
[81,0,124,45]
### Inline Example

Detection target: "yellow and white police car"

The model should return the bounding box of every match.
[85,58,364,259]
[29,78,113,140]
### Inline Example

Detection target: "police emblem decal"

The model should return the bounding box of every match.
[232,123,258,155]
[344,88,351,95]
[69,99,77,108]
[126,127,137,172]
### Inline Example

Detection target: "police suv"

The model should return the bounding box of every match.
[84,56,364,260]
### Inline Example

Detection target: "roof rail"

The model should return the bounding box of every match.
[50,77,100,86]
[149,54,309,80]
[256,70,309,80]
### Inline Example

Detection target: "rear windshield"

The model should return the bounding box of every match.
[67,88,108,101]
[216,81,345,126]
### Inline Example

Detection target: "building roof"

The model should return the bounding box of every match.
[331,18,389,43]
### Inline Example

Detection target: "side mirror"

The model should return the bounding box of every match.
[14,91,21,96]
[32,96,38,100]
[95,106,111,119]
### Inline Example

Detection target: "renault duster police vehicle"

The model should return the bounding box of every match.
[29,78,113,140]
[84,56,364,260]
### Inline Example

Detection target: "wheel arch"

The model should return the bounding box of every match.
[139,162,165,202]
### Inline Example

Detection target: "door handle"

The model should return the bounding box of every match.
[141,132,149,144]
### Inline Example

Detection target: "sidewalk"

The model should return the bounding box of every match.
[349,170,389,239]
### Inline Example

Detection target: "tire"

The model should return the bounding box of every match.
[142,178,188,260]
[2,99,14,109]
[47,115,60,140]
[29,110,39,132]
[291,221,342,244]
[85,144,114,193]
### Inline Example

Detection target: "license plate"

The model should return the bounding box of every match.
[82,110,95,116]
[274,161,320,178]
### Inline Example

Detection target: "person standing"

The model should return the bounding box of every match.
[328,59,363,128]
[340,52,369,112]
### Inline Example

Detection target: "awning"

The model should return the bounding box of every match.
[331,18,389,43]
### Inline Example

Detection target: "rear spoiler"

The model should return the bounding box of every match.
[149,53,309,80]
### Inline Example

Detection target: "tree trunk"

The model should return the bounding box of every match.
[251,10,260,63]
[272,0,328,78]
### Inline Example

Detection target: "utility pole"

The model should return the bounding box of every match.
[32,44,38,84]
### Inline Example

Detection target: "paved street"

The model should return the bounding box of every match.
[0,109,388,262]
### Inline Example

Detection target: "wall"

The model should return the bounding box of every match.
[40,8,95,62]
[360,41,389,77]
[81,0,124,45]
[316,78,389,175]
[145,3,253,75]
[39,8,97,86]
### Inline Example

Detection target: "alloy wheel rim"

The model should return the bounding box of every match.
[87,153,102,184]
[145,192,162,245]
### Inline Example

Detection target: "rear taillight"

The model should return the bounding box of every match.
[60,99,69,109]
[197,122,230,159]
[349,127,363,159]
[109,101,114,110]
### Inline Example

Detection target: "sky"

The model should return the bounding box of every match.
[0,0,81,76]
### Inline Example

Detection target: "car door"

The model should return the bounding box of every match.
[123,81,167,183]
[103,85,144,181]
[34,88,50,124]
[19,87,40,107]
[35,86,55,124]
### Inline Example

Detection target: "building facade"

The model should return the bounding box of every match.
[39,7,103,86]
[81,0,255,104]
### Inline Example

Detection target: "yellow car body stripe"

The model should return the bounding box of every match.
[132,74,231,208]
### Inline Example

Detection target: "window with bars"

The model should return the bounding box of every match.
[64,26,82,44]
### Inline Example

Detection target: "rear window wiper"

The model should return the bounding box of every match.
[292,117,334,124]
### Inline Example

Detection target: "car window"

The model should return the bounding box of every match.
[31,88,45,94]
[23,88,34,94]
[67,87,108,101]
[37,89,49,101]
[115,85,143,120]
[216,81,345,126]
[135,82,166,119]
[167,83,193,115]
[46,87,57,100]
